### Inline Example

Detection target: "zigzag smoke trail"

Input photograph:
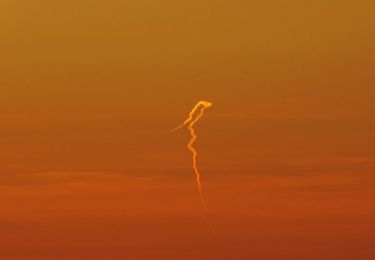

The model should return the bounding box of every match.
[172,101,213,209]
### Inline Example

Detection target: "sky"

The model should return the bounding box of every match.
[1,0,375,259]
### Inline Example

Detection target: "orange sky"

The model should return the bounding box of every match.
[1,0,375,259]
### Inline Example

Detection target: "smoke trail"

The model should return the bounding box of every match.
[172,100,213,210]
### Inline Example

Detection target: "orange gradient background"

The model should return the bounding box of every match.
[1,0,375,259]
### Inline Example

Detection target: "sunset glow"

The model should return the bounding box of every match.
[1,0,375,259]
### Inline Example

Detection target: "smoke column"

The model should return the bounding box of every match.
[172,101,213,209]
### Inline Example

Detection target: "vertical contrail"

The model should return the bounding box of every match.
[172,101,213,208]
